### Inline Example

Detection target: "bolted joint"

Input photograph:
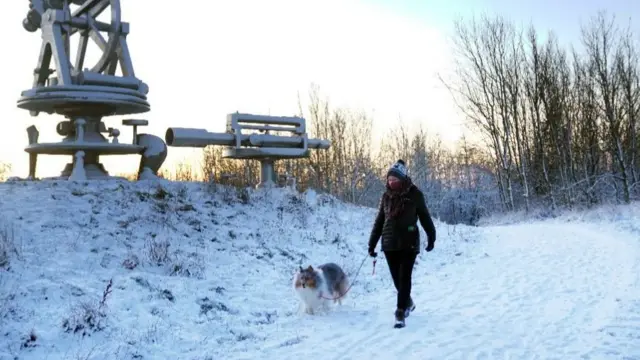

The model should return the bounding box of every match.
[120,22,130,35]
[108,128,121,144]
[23,8,42,32]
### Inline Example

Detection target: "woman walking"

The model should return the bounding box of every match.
[368,159,436,328]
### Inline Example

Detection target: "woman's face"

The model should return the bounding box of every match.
[388,175,402,189]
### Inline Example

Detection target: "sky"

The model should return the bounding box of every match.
[0,0,634,179]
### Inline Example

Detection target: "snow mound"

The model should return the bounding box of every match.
[0,180,472,359]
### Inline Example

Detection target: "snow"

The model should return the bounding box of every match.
[138,167,159,181]
[0,180,639,360]
[137,135,166,158]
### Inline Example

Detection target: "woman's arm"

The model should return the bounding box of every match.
[415,189,436,244]
[368,196,385,251]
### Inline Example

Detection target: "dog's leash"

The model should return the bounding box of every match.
[319,254,375,301]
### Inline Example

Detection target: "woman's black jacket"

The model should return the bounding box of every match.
[368,185,436,253]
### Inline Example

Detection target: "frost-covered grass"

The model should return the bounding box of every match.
[478,200,640,235]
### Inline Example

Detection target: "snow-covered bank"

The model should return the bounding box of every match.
[0,180,472,359]
[479,200,640,235]
[1,180,638,359]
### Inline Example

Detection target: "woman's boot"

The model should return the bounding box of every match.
[404,297,416,318]
[394,308,406,328]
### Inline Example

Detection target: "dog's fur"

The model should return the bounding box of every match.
[293,263,349,315]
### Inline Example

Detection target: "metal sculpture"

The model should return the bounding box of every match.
[18,0,167,180]
[166,113,331,187]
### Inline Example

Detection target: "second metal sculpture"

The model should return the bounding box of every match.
[166,113,331,188]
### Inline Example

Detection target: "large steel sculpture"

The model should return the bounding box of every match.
[19,0,167,180]
[166,113,331,188]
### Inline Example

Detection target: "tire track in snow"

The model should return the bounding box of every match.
[258,222,639,360]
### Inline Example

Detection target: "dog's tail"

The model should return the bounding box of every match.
[337,272,349,299]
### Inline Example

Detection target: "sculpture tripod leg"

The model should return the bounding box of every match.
[28,154,37,179]
[69,119,87,181]
[26,125,40,179]
[69,150,87,181]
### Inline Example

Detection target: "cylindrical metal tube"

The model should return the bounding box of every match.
[248,134,330,149]
[249,134,301,147]
[308,138,331,149]
[165,127,332,149]
[228,113,304,127]
[165,128,238,147]
[75,71,145,91]
[68,17,112,32]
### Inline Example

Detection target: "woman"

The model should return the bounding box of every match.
[368,159,436,328]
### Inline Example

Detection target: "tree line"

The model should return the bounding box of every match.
[444,11,640,211]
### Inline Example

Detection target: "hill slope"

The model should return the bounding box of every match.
[0,180,638,359]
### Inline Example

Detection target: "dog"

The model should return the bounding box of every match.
[293,263,349,315]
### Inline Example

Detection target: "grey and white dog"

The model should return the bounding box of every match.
[293,262,350,314]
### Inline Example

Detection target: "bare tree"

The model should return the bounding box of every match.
[570,48,604,204]
[443,14,530,210]
[524,27,557,208]
[538,34,575,205]
[582,11,632,203]
[615,20,640,193]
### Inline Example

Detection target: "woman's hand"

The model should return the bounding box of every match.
[426,241,434,252]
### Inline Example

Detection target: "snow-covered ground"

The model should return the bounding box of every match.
[0,180,638,360]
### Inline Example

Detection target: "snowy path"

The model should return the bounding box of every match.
[257,223,640,360]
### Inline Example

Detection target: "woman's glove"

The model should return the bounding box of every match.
[426,241,434,252]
